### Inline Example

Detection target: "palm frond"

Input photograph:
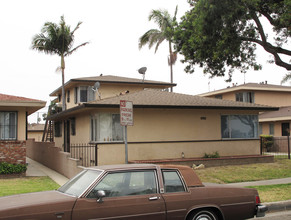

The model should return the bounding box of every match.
[71,21,83,35]
[138,29,161,49]
[281,73,291,84]
[154,35,166,53]
[66,41,90,56]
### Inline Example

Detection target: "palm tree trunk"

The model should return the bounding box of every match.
[169,41,173,92]
[61,55,66,111]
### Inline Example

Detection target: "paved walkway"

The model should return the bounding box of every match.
[26,157,69,186]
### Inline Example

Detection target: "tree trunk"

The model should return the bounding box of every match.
[169,41,173,92]
[61,55,66,111]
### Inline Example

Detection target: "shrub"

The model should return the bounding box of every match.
[260,135,274,152]
[203,151,220,158]
[0,162,27,175]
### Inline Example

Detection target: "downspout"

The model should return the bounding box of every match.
[26,111,28,140]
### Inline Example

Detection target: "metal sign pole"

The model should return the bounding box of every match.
[120,100,133,164]
[124,125,128,164]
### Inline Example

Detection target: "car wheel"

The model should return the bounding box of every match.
[188,209,218,220]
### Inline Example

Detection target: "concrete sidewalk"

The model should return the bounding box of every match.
[26,157,69,186]
[226,177,291,187]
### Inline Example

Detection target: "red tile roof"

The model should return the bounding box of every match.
[0,93,44,103]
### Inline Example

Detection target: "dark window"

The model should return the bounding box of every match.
[58,94,61,103]
[235,92,254,103]
[162,170,185,193]
[67,90,70,103]
[80,87,88,102]
[282,123,290,136]
[215,95,222,99]
[0,112,17,140]
[55,121,62,137]
[71,118,76,136]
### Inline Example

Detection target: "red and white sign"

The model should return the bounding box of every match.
[120,100,133,126]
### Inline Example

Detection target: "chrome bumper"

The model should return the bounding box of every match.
[256,204,268,217]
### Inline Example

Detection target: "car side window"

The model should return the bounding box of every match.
[87,170,157,198]
[162,170,186,193]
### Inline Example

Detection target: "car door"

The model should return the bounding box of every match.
[72,170,166,220]
[161,169,192,220]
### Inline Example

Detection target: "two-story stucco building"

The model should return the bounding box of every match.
[199,82,290,137]
[47,76,277,165]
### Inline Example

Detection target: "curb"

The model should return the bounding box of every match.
[265,200,291,212]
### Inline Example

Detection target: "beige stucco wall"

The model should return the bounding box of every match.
[57,108,258,144]
[207,90,291,107]
[0,106,27,141]
[97,140,260,165]
[261,121,290,137]
[54,107,261,164]
[64,84,164,109]
[28,131,43,142]
[254,91,291,107]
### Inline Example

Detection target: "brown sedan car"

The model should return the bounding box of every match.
[0,164,267,220]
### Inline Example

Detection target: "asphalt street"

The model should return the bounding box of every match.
[250,210,291,219]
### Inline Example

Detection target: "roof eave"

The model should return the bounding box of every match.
[48,103,278,121]
[49,79,176,96]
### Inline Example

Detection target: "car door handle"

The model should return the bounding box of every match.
[149,196,159,201]
[55,212,64,219]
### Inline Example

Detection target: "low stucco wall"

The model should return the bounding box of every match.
[97,139,260,165]
[26,139,83,178]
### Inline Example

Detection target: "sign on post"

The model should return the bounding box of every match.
[120,100,133,164]
[120,100,133,126]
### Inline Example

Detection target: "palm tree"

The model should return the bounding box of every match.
[139,6,178,92]
[281,73,291,85]
[32,16,89,111]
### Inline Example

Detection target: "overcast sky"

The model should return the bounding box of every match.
[0,0,289,123]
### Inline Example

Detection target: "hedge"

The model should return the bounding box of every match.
[0,162,27,175]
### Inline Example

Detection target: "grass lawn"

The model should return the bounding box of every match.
[248,184,291,203]
[195,159,291,184]
[0,177,60,197]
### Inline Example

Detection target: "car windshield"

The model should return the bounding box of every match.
[58,169,102,197]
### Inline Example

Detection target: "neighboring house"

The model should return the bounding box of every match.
[0,93,46,164]
[47,76,277,165]
[199,82,291,137]
[27,123,45,141]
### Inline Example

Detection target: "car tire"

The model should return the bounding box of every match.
[188,209,219,220]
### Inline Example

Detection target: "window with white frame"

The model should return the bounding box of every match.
[0,112,17,140]
[91,113,123,142]
[221,115,258,139]
[75,86,95,103]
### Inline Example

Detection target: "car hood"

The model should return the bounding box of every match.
[0,190,76,219]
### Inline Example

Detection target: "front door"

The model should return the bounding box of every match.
[72,170,166,220]
[282,122,290,136]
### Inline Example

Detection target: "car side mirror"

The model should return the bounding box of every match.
[96,190,106,203]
